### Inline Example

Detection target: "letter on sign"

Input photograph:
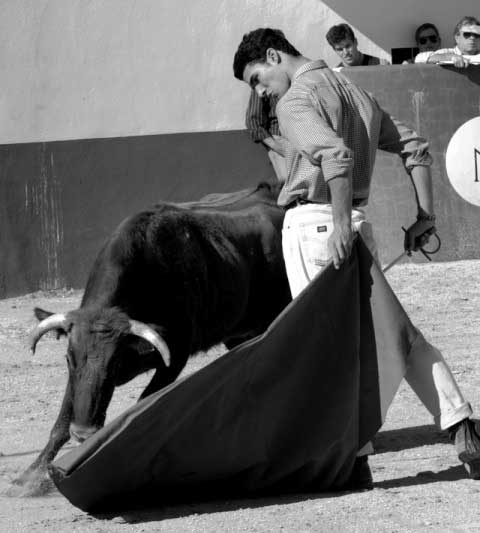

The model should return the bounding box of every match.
[475,148,480,183]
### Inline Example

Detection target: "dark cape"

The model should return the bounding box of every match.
[49,238,417,512]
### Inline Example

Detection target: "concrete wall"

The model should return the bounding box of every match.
[346,65,480,263]
[2,1,480,298]
[0,131,277,296]
[2,65,480,298]
[4,0,479,145]
[0,0,381,144]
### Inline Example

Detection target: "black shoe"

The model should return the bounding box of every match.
[342,455,374,491]
[449,419,480,480]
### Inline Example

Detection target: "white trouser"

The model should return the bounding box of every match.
[282,203,472,452]
[268,150,288,182]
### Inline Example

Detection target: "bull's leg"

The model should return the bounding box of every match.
[7,379,73,497]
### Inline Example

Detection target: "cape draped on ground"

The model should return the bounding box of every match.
[49,238,417,512]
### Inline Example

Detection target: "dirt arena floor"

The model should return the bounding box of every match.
[1,259,480,532]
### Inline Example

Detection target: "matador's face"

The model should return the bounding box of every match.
[243,50,291,100]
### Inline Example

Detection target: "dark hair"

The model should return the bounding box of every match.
[233,28,300,80]
[454,16,480,35]
[415,23,440,43]
[326,23,356,47]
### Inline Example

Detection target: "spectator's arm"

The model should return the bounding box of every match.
[415,50,470,68]
[414,51,434,63]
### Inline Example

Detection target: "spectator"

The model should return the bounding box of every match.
[415,23,442,55]
[415,16,480,66]
[400,23,441,64]
[245,90,288,182]
[326,23,390,67]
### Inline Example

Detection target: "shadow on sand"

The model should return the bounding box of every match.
[373,423,449,454]
[93,422,476,524]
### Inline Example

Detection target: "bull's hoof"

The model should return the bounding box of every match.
[5,469,56,497]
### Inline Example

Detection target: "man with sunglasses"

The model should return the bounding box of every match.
[415,16,480,67]
[415,23,442,55]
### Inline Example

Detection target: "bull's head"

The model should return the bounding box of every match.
[29,306,170,443]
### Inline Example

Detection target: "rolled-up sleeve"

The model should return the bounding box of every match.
[378,110,433,170]
[277,91,353,182]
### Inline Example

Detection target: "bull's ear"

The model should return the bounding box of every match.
[34,307,54,322]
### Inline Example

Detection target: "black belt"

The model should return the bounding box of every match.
[285,198,366,210]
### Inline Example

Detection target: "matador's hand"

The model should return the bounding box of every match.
[328,223,354,269]
[403,212,436,253]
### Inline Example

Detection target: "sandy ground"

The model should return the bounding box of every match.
[1,260,480,532]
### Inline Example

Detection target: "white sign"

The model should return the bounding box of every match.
[445,117,480,207]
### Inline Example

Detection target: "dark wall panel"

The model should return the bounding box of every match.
[343,64,480,263]
[1,65,480,298]
[0,132,276,298]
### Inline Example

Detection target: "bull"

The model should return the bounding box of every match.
[11,181,291,496]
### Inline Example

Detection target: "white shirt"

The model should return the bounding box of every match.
[415,46,480,64]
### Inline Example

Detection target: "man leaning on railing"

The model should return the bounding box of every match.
[415,16,480,67]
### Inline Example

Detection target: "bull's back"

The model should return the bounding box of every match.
[81,191,289,351]
[179,181,283,213]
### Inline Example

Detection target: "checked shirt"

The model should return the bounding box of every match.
[276,60,432,207]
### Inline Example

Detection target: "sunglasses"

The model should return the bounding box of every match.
[461,32,480,39]
[418,35,439,45]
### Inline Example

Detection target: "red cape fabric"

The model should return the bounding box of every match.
[49,238,417,512]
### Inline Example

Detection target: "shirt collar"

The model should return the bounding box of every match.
[292,59,328,81]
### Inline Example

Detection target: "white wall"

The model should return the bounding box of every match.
[1,0,478,144]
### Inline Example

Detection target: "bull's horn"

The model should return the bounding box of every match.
[129,320,171,367]
[29,313,68,353]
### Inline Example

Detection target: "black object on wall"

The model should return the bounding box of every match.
[391,47,419,64]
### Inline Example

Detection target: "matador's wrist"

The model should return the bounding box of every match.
[417,208,436,222]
